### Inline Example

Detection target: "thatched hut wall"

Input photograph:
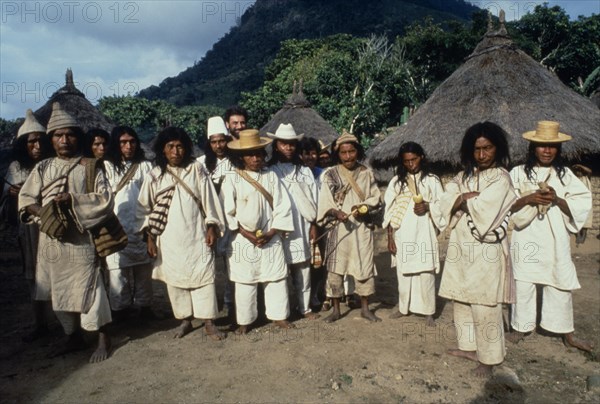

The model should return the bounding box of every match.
[260,87,338,146]
[369,25,600,172]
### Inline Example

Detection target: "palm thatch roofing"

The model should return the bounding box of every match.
[260,82,339,146]
[370,16,600,171]
[34,69,114,133]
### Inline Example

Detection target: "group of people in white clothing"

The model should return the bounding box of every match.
[4,101,593,376]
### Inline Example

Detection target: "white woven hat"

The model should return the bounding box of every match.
[267,123,304,140]
[46,102,79,134]
[207,116,229,138]
[17,109,46,138]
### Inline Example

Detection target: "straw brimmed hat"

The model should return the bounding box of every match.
[333,129,359,150]
[18,109,46,138]
[522,121,572,143]
[207,116,229,138]
[46,102,79,134]
[228,129,272,150]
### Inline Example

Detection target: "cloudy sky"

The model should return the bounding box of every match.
[1,0,598,119]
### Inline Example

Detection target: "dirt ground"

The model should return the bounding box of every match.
[1,225,599,403]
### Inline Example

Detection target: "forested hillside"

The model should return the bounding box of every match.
[138,0,478,106]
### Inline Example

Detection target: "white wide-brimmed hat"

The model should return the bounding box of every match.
[207,116,229,138]
[522,121,572,143]
[17,109,46,138]
[228,129,272,150]
[267,123,304,141]
[46,102,79,134]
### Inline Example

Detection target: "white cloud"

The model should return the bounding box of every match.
[0,0,255,119]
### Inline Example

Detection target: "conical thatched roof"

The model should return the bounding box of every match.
[260,81,338,146]
[370,15,600,170]
[34,69,114,133]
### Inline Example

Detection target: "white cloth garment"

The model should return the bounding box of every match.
[166,282,218,320]
[136,162,225,289]
[221,168,294,284]
[104,160,152,270]
[235,279,290,324]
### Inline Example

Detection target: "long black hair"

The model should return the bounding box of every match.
[331,140,366,165]
[107,126,146,173]
[229,148,267,170]
[393,141,435,191]
[83,128,110,159]
[460,121,510,180]
[153,127,195,175]
[524,142,566,184]
[10,132,52,170]
[203,134,232,173]
[268,139,303,166]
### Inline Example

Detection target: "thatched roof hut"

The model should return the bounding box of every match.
[370,15,600,171]
[260,82,338,146]
[34,69,114,133]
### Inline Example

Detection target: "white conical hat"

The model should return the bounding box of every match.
[207,116,229,138]
[46,102,78,134]
[17,109,46,138]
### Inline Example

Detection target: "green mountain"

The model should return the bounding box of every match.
[138,0,479,107]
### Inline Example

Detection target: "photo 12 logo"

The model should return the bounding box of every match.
[1,1,140,24]
[468,1,541,21]
[1,81,140,104]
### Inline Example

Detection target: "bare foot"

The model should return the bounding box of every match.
[447,349,478,362]
[303,312,321,320]
[361,309,382,322]
[173,319,193,339]
[472,363,493,378]
[506,331,527,344]
[564,333,593,352]
[321,301,332,311]
[323,310,341,323]
[389,311,404,319]
[425,315,435,327]
[273,320,295,329]
[204,320,226,341]
[89,331,111,363]
[235,325,249,335]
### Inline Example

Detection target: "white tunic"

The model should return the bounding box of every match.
[136,162,225,289]
[18,157,114,312]
[383,173,443,274]
[431,168,517,305]
[221,168,294,283]
[270,163,317,264]
[104,160,152,270]
[509,166,592,291]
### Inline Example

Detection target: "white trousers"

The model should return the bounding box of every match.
[396,270,435,316]
[511,280,574,334]
[453,301,505,366]
[166,283,218,320]
[55,274,112,333]
[289,261,311,314]
[108,263,153,311]
[235,279,289,325]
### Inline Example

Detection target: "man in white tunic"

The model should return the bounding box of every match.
[508,121,593,352]
[432,122,517,377]
[221,129,295,334]
[317,131,382,323]
[5,109,51,340]
[19,102,113,363]
[198,117,236,317]
[384,142,443,326]
[268,123,320,319]
[137,127,226,339]
[104,126,154,320]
